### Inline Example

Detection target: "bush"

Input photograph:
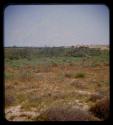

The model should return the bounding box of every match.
[36,106,100,121]
[75,72,85,78]
[5,48,32,60]
[89,97,109,120]
[5,95,15,106]
[65,72,85,79]
[88,93,103,102]
[5,46,103,60]
[5,73,14,80]
[66,46,101,57]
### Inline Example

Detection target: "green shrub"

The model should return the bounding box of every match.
[75,72,85,78]
[5,46,104,60]
[66,46,101,57]
[5,72,14,80]
[65,72,85,79]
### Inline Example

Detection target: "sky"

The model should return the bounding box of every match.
[4,5,109,47]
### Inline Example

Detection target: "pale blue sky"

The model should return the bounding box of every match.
[4,5,109,47]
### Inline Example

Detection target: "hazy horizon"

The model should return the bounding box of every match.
[4,43,109,48]
[4,5,109,47]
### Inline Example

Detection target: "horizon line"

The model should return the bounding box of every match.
[4,44,109,48]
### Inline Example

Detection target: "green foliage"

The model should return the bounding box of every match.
[4,47,109,69]
[5,48,32,60]
[75,72,85,78]
[5,46,108,61]
[5,72,14,80]
[65,72,85,79]
[66,46,101,57]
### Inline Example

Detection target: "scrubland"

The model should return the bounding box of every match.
[4,46,109,121]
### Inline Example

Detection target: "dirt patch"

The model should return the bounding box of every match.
[5,105,41,121]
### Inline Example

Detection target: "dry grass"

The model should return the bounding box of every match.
[88,93,103,102]
[5,94,15,107]
[36,105,100,121]
[5,61,109,121]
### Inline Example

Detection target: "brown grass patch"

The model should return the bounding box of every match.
[89,97,109,120]
[36,106,100,121]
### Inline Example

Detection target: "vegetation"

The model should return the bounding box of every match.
[5,46,107,60]
[65,72,85,79]
[36,105,100,121]
[89,97,109,120]
[5,45,109,121]
[66,46,101,57]
[75,72,85,78]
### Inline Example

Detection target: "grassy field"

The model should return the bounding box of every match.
[4,46,109,121]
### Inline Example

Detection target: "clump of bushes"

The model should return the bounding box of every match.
[5,46,102,61]
[5,48,32,60]
[89,97,109,120]
[66,46,101,57]
[65,72,85,79]
[75,72,85,78]
[36,106,100,121]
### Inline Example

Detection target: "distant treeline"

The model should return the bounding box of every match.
[5,46,108,60]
